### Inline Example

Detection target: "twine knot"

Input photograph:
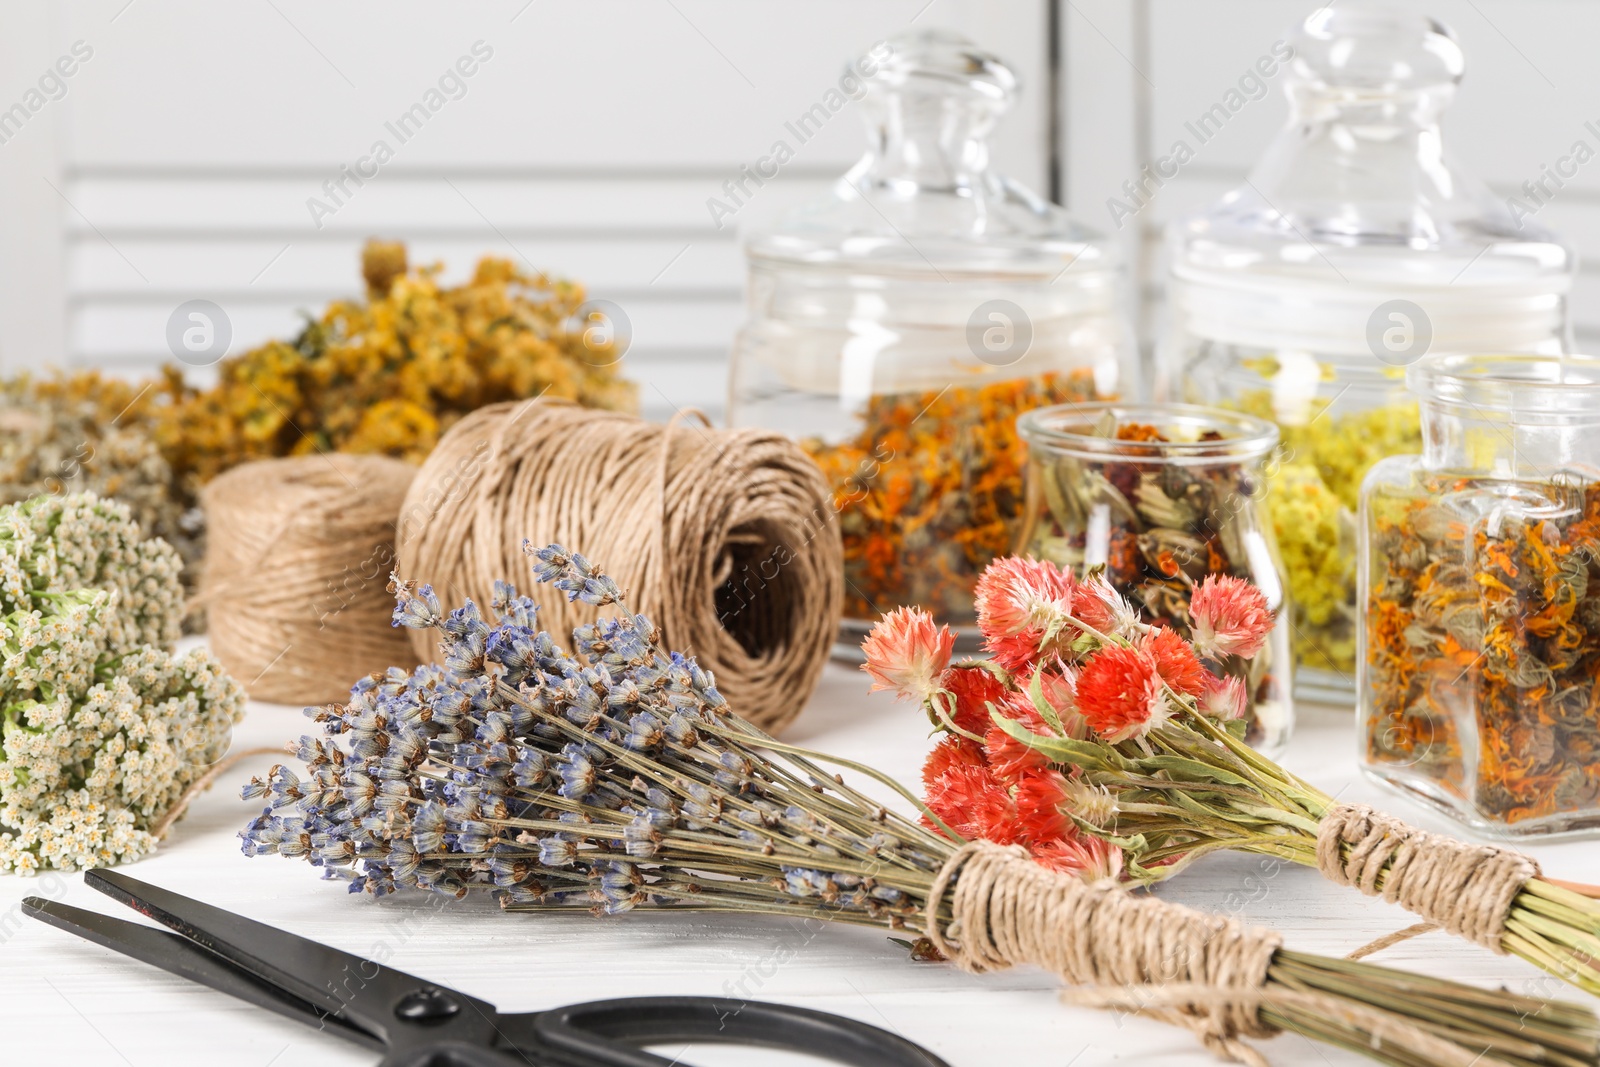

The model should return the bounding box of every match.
[1315,802,1538,952]
[927,842,1282,1064]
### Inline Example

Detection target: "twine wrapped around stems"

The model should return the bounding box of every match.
[395,398,842,733]
[928,842,1544,1067]
[1317,802,1540,952]
[200,454,420,704]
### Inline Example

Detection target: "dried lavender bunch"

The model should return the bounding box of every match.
[240,544,1600,1067]
[246,542,944,922]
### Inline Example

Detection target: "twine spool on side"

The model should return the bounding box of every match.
[396,399,842,733]
[201,454,421,704]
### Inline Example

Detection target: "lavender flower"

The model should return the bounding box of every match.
[242,541,948,926]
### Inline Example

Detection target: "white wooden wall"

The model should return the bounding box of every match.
[0,0,1050,423]
[7,0,1600,420]
[1061,0,1600,360]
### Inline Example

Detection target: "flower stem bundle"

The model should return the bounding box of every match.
[871,554,1600,998]
[240,544,1599,1067]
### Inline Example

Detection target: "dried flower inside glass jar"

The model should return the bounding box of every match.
[1015,403,1292,753]
[1361,353,1600,836]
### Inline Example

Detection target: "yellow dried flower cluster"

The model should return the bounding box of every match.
[1232,389,1422,676]
[155,242,638,486]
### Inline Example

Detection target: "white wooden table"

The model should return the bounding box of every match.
[3,657,1597,1067]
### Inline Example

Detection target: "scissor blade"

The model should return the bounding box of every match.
[23,897,378,1048]
[84,868,494,1046]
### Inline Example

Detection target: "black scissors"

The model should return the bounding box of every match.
[25,870,950,1067]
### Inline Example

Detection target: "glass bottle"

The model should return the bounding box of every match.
[1017,402,1293,754]
[1360,354,1600,837]
[728,28,1134,653]
[1161,5,1574,703]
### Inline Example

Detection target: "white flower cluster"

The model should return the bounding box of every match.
[0,492,183,653]
[0,494,244,873]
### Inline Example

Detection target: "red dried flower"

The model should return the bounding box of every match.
[1030,835,1124,882]
[1023,661,1089,740]
[985,721,1051,782]
[985,685,1057,776]
[938,666,1008,736]
[921,736,988,791]
[924,762,1021,844]
[974,556,1074,673]
[1014,769,1072,843]
[1138,626,1208,697]
[1188,574,1273,660]
[861,607,955,703]
[1075,645,1169,743]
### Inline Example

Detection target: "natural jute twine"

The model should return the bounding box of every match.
[928,842,1495,1067]
[1316,802,1539,952]
[200,454,421,705]
[928,842,1281,1064]
[396,399,842,733]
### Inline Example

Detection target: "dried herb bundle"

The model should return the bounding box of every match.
[240,544,1599,1067]
[884,551,1600,998]
[0,493,244,872]
[155,240,637,488]
[0,372,201,587]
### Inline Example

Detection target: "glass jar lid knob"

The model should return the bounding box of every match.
[854,28,1018,196]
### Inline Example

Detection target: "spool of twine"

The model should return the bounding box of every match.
[201,454,421,705]
[396,398,842,733]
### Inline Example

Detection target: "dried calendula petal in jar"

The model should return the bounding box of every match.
[1015,403,1293,753]
[802,370,1099,626]
[1359,353,1600,836]
[1363,475,1600,826]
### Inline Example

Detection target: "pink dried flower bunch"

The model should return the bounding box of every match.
[862,556,1274,881]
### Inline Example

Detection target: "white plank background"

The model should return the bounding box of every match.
[2,0,1052,423]
[1063,0,1600,364]
[1,653,1597,1067]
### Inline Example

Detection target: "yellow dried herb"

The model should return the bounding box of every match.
[156,241,637,487]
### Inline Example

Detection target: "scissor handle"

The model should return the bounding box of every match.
[377,1043,537,1067]
[536,996,951,1067]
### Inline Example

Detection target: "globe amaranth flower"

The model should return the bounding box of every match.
[973,556,1077,672]
[1188,574,1274,660]
[1197,674,1249,722]
[922,761,1019,845]
[1074,645,1170,743]
[920,735,986,791]
[1072,572,1144,640]
[1031,835,1123,883]
[1137,626,1208,697]
[859,607,954,704]
[1013,770,1073,844]
[937,665,1008,736]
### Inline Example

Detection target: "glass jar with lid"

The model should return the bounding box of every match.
[1016,402,1293,754]
[1360,354,1600,837]
[728,28,1134,651]
[1161,5,1575,702]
